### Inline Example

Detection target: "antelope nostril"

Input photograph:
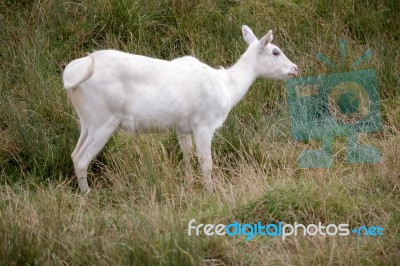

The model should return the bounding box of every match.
[288,65,298,77]
[291,65,298,75]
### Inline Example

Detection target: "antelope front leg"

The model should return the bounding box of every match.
[194,129,214,192]
[178,133,193,183]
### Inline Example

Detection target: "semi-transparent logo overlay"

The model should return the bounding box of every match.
[285,39,382,168]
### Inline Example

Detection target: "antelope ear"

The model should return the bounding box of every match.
[259,30,273,52]
[242,25,257,44]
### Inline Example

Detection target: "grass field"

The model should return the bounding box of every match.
[1,0,399,265]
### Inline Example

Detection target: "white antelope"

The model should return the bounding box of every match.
[63,25,298,194]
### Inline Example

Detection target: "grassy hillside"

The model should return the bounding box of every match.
[0,0,399,265]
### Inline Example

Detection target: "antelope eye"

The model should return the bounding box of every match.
[272,49,280,56]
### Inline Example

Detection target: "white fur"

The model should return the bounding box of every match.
[63,25,298,193]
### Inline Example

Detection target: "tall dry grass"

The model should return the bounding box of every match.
[0,0,399,265]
